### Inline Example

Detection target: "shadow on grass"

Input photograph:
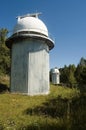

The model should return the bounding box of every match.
[24,96,68,118]
[23,94,86,130]
[0,83,10,93]
[18,123,67,130]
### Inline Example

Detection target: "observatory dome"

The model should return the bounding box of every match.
[13,15,48,37]
[6,13,54,50]
[51,68,60,74]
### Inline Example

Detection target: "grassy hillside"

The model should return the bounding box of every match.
[0,83,86,130]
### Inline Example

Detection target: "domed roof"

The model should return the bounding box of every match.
[51,68,60,74]
[6,13,54,50]
[13,13,48,37]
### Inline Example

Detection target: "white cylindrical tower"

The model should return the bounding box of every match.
[6,13,54,95]
[51,67,60,85]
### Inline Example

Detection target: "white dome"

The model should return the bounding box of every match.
[51,68,60,74]
[13,16,48,37]
[6,13,54,50]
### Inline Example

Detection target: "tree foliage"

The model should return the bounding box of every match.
[60,65,69,84]
[67,64,76,86]
[75,57,86,85]
[59,57,86,87]
[60,64,76,87]
[0,28,10,75]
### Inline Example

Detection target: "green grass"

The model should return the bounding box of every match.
[0,84,86,130]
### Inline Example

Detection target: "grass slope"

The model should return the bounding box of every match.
[0,84,86,130]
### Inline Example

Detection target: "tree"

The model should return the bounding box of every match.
[67,64,76,87]
[79,57,86,66]
[75,57,86,84]
[60,57,86,87]
[0,28,9,46]
[80,66,86,84]
[60,64,76,87]
[0,28,10,75]
[60,65,69,84]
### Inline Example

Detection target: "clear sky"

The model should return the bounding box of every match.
[0,0,86,68]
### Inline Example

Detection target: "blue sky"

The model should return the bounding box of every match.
[0,0,86,68]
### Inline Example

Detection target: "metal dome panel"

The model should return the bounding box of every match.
[51,68,60,74]
[13,16,48,37]
[6,13,54,50]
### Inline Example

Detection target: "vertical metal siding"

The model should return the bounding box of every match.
[11,39,49,95]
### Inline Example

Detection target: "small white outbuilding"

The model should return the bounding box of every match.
[51,67,60,85]
[6,13,54,95]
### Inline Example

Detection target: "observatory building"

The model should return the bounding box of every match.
[51,67,60,85]
[6,13,54,95]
